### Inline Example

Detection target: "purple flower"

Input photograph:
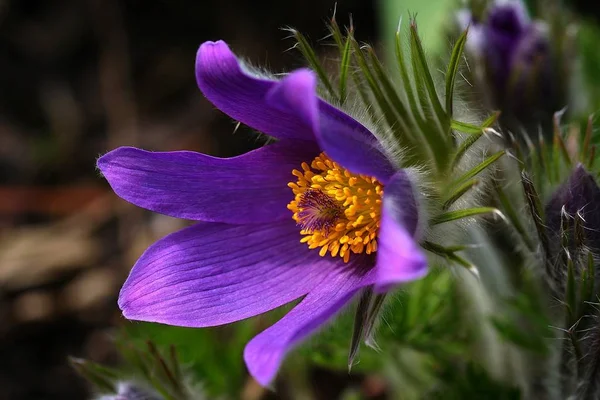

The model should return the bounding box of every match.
[482,1,531,84]
[460,1,558,128]
[546,164,600,250]
[97,41,427,385]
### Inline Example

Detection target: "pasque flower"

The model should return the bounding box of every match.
[546,164,600,252]
[459,1,560,132]
[97,41,427,385]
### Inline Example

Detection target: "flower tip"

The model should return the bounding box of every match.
[117,297,132,318]
[198,39,228,52]
[546,163,600,235]
[196,39,231,67]
[243,344,280,388]
[572,162,589,176]
[117,284,139,319]
[96,148,122,177]
[96,155,108,175]
[566,163,597,191]
[96,146,140,179]
[195,39,239,94]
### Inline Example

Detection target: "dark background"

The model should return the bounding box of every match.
[0,1,376,399]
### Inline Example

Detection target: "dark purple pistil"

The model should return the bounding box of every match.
[297,189,343,234]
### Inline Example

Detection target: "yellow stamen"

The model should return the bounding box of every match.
[287,152,383,262]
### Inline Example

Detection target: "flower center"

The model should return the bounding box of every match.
[287,152,383,262]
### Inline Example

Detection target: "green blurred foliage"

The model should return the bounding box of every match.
[122,321,258,397]
[579,22,600,114]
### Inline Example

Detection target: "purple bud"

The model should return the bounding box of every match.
[484,1,530,79]
[546,164,600,252]
[461,1,562,133]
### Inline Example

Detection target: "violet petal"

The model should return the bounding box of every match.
[97,142,317,223]
[196,41,317,142]
[196,41,395,182]
[374,170,428,292]
[244,262,374,385]
[118,220,352,327]
[266,68,396,183]
[484,1,530,87]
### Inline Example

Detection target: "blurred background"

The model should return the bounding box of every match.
[1,0,600,399]
[0,0,377,399]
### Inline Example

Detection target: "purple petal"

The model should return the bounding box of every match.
[244,262,374,386]
[97,141,317,224]
[374,171,427,291]
[487,1,530,36]
[483,1,531,86]
[196,41,317,142]
[266,68,396,182]
[196,41,395,183]
[314,102,396,183]
[118,220,353,327]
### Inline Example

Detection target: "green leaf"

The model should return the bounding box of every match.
[365,45,419,152]
[409,19,449,136]
[366,46,413,128]
[339,34,352,105]
[583,115,593,160]
[394,20,456,171]
[69,357,118,393]
[350,36,409,157]
[363,293,387,346]
[442,178,478,209]
[451,117,500,134]
[449,113,499,168]
[422,241,473,269]
[451,150,505,188]
[146,341,185,398]
[351,70,380,126]
[431,207,503,226]
[481,111,501,128]
[566,256,576,321]
[395,25,422,124]
[445,28,468,116]
[451,131,484,169]
[553,110,572,167]
[521,171,550,262]
[289,28,337,99]
[588,144,597,170]
[451,120,487,135]
[348,287,374,369]
[494,180,534,251]
[328,15,345,49]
